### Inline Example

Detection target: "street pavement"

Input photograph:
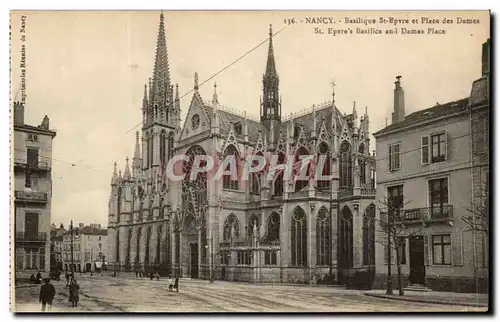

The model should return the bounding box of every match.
[14,275,487,313]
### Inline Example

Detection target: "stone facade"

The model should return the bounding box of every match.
[372,39,490,293]
[107,13,376,284]
[13,102,56,273]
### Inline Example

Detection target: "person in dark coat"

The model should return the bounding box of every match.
[39,278,56,312]
[68,279,80,307]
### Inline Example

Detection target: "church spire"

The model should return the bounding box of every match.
[265,24,277,76]
[261,24,281,126]
[123,157,131,180]
[212,82,218,104]
[150,11,172,111]
[111,162,118,185]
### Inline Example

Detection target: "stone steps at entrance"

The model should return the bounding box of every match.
[405,284,431,292]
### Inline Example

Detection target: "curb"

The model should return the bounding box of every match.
[364,292,488,308]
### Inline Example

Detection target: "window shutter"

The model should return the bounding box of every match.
[423,235,429,265]
[388,145,393,170]
[452,231,463,266]
[421,136,429,164]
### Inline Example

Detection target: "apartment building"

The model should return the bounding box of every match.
[61,223,108,272]
[372,39,490,293]
[13,102,57,272]
[50,223,67,271]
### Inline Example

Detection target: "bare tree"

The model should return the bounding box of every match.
[375,197,422,296]
[462,178,489,233]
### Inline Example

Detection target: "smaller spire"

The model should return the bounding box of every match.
[212,82,218,104]
[194,72,199,91]
[111,161,118,185]
[134,131,141,162]
[175,83,179,102]
[365,105,368,116]
[353,101,357,115]
[330,78,337,106]
[124,157,131,180]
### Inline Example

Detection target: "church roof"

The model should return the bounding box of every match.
[280,102,343,136]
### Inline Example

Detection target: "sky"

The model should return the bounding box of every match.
[9,10,490,227]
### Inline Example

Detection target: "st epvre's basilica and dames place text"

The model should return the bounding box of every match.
[306,16,480,36]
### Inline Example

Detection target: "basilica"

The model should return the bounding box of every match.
[107,12,376,284]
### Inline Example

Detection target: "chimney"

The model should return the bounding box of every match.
[13,102,25,125]
[391,76,405,123]
[482,38,490,77]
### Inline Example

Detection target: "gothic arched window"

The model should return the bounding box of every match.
[267,212,280,242]
[160,130,167,166]
[247,214,260,245]
[223,145,239,190]
[182,145,208,216]
[339,141,352,189]
[317,142,331,191]
[223,214,240,241]
[167,132,174,161]
[250,153,262,195]
[116,229,120,266]
[339,206,354,269]
[116,187,122,223]
[291,207,307,266]
[144,226,152,267]
[363,204,376,266]
[135,227,142,264]
[316,208,331,266]
[147,132,154,168]
[358,143,366,185]
[294,147,311,192]
[274,153,285,197]
[156,225,162,265]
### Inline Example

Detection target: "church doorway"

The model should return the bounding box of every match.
[190,243,199,278]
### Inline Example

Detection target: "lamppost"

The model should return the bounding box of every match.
[205,236,229,283]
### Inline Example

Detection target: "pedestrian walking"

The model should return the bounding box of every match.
[68,279,80,307]
[39,278,55,312]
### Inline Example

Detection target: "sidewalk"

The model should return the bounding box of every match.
[364,290,488,308]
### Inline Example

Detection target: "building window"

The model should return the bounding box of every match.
[431,133,447,163]
[273,153,285,197]
[264,250,277,265]
[294,147,311,192]
[317,143,331,191]
[160,130,167,166]
[222,145,239,190]
[167,132,174,161]
[220,251,230,265]
[339,141,352,188]
[421,136,430,164]
[291,207,307,267]
[250,173,260,195]
[429,178,448,217]
[234,122,242,135]
[27,148,39,167]
[294,124,301,140]
[237,251,251,265]
[388,143,401,171]
[27,133,39,142]
[267,212,280,242]
[247,215,260,245]
[432,234,451,265]
[316,208,331,266]
[223,214,240,241]
[387,185,404,213]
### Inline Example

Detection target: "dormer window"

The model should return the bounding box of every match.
[234,122,242,135]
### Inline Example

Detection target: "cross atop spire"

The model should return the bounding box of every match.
[265,24,277,76]
[330,78,337,105]
[194,72,199,91]
[212,82,218,104]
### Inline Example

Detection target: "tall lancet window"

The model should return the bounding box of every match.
[291,207,307,267]
[160,130,167,166]
[167,132,174,161]
[317,143,331,191]
[148,132,154,168]
[339,141,352,189]
[358,144,366,185]
[273,153,285,197]
[316,207,331,266]
[223,145,239,191]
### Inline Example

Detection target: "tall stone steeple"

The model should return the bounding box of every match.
[260,24,281,137]
[146,11,174,127]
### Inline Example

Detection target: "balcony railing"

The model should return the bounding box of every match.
[16,232,47,242]
[288,190,309,199]
[360,188,376,196]
[382,205,454,224]
[13,158,51,171]
[15,190,48,203]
